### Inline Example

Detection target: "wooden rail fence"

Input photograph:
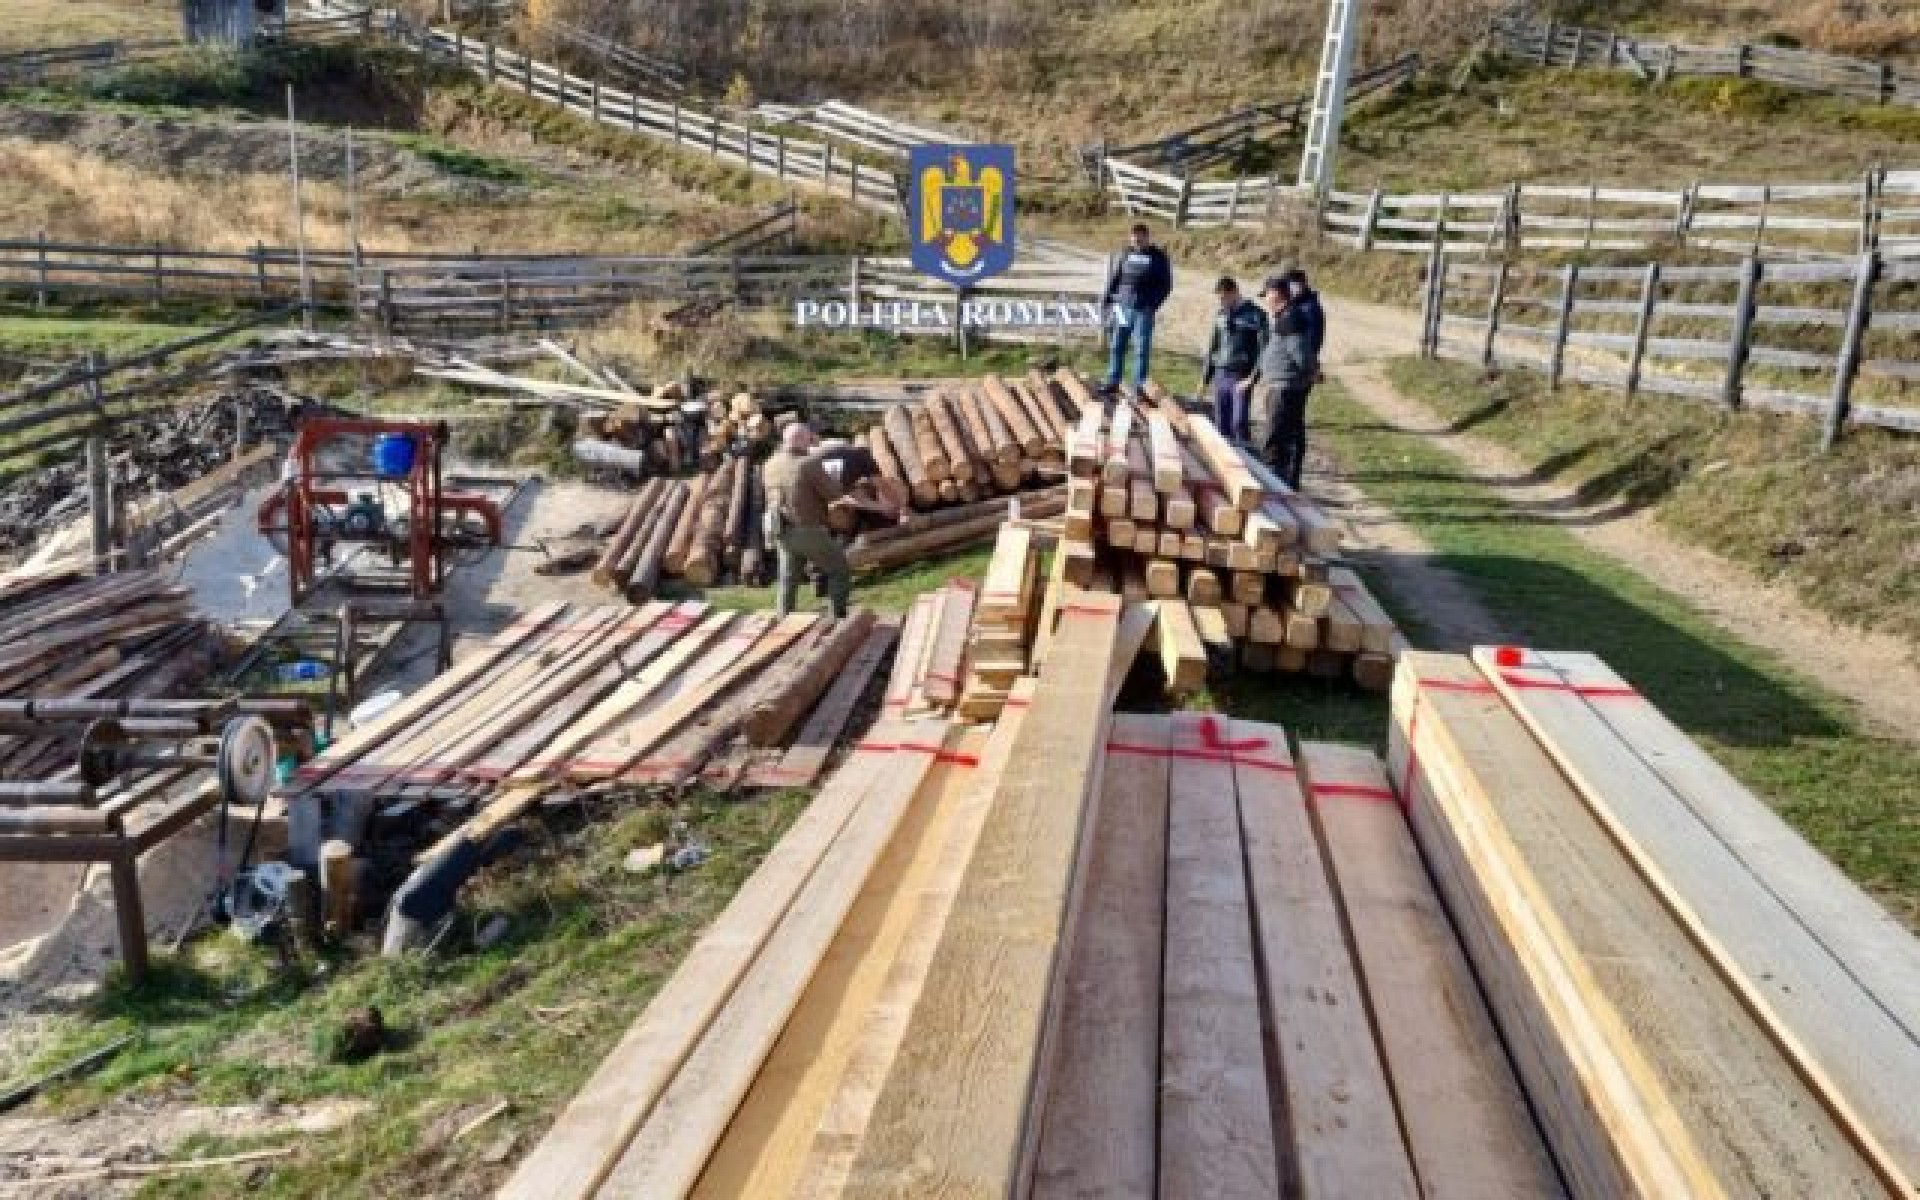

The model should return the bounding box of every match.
[1085,53,1419,180]
[1419,248,1920,446]
[539,17,686,96]
[401,22,905,215]
[1491,10,1920,107]
[1321,171,1920,260]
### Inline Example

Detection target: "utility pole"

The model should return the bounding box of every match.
[1298,0,1363,196]
[288,84,313,331]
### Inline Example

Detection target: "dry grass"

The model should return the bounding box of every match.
[0,0,175,53]
[1549,0,1920,60]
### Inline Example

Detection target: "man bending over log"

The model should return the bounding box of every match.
[763,422,852,618]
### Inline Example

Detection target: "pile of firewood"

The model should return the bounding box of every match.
[593,453,765,597]
[0,568,215,777]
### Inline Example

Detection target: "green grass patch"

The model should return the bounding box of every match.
[1312,376,1920,925]
[11,789,808,1197]
[1384,356,1920,645]
[0,313,221,361]
[394,136,533,184]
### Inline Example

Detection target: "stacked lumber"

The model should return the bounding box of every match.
[955,525,1042,720]
[0,568,214,777]
[1391,647,1920,1197]
[278,601,898,881]
[862,373,1078,510]
[1058,375,1399,691]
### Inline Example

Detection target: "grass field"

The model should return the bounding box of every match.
[1312,376,1920,926]
[0,1,175,52]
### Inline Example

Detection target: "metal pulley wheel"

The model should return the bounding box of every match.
[217,715,278,806]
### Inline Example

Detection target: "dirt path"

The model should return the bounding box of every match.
[1320,294,1920,742]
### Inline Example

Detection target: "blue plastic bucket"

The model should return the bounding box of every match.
[372,432,416,478]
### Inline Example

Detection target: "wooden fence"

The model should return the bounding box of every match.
[1419,249,1920,446]
[1491,11,1920,107]
[1319,171,1920,260]
[404,23,905,214]
[0,308,301,465]
[1084,53,1419,180]
[539,17,686,96]
[751,99,966,163]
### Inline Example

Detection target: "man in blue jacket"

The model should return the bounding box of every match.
[1286,267,1326,367]
[1101,223,1173,396]
[1201,275,1267,443]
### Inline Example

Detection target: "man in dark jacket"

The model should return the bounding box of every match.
[1101,223,1173,395]
[1201,275,1267,443]
[1238,275,1314,489]
[1285,267,1326,370]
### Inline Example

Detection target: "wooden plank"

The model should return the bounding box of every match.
[795,683,1036,1197]
[1029,713,1169,1200]
[496,729,918,1200]
[843,593,1121,1198]
[1389,652,1884,1199]
[1301,742,1565,1199]
[601,719,955,1197]
[1232,720,1418,1200]
[921,581,978,706]
[694,727,989,1198]
[1145,413,1184,494]
[749,619,899,789]
[1159,713,1282,1197]
[1153,600,1207,697]
[1480,648,1920,1193]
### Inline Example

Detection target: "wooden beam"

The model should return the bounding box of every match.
[1160,712,1282,1196]
[1153,600,1207,696]
[1300,741,1564,1199]
[843,594,1121,1197]
[1029,712,1170,1199]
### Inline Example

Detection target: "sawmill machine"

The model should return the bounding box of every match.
[256,417,505,607]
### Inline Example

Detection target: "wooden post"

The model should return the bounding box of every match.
[1481,260,1508,368]
[379,269,394,339]
[1548,262,1578,390]
[108,854,149,983]
[1824,252,1878,450]
[1504,181,1523,253]
[86,348,111,573]
[1538,18,1555,66]
[1676,183,1697,247]
[1860,164,1883,255]
[1568,27,1585,70]
[524,53,534,95]
[1584,183,1598,250]
[1662,43,1678,83]
[1226,177,1242,227]
[1359,188,1383,251]
[1175,171,1193,229]
[670,99,681,142]
[710,115,721,158]
[287,85,313,332]
[1419,240,1443,357]
[254,241,268,298]
[152,243,163,302]
[1434,191,1450,251]
[821,141,834,184]
[1754,183,1771,254]
[34,229,48,309]
[591,79,601,124]
[485,39,496,83]
[453,29,463,64]
[499,269,512,335]
[1723,253,1762,409]
[849,256,862,311]
[1880,62,1894,105]
[1625,261,1661,398]
[1737,43,1751,78]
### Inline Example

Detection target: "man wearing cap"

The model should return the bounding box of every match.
[1201,275,1267,443]
[761,422,852,618]
[1237,273,1315,489]
[1100,222,1174,396]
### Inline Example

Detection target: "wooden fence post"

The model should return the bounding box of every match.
[1625,261,1661,398]
[1359,188,1383,251]
[1880,62,1894,105]
[670,99,681,142]
[1481,259,1509,368]
[379,269,394,339]
[254,241,268,299]
[591,79,601,124]
[152,244,164,303]
[1419,240,1443,357]
[499,269,512,335]
[1548,262,1579,390]
[822,142,834,185]
[1661,43,1678,83]
[1584,183,1599,250]
[485,40,495,83]
[1226,178,1242,227]
[524,54,534,95]
[1568,27,1585,70]
[1175,172,1193,229]
[1754,183,1771,254]
[1723,253,1762,409]
[776,132,787,180]
[1676,183,1697,247]
[956,286,971,359]
[453,29,463,65]
[1539,18,1555,66]
[1434,191,1451,251]
[35,229,48,309]
[1860,164,1884,255]
[85,351,110,574]
[848,257,861,311]
[1736,43,1751,78]
[1504,181,1523,253]
[1824,252,1878,450]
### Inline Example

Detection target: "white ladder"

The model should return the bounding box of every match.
[1297,0,1364,195]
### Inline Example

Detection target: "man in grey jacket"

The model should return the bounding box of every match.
[1201,276,1267,443]
[1237,274,1314,489]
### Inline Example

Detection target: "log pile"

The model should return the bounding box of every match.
[859,371,1080,512]
[590,454,767,597]
[0,568,216,777]
[1059,377,1399,690]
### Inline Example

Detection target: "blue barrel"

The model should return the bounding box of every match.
[372,432,417,478]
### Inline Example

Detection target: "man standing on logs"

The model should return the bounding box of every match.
[1238,272,1315,490]
[1100,222,1173,398]
[763,422,852,618]
[1201,275,1268,444]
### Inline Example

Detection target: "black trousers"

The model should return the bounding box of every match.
[1259,383,1313,490]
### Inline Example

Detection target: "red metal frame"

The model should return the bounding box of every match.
[256,418,503,606]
